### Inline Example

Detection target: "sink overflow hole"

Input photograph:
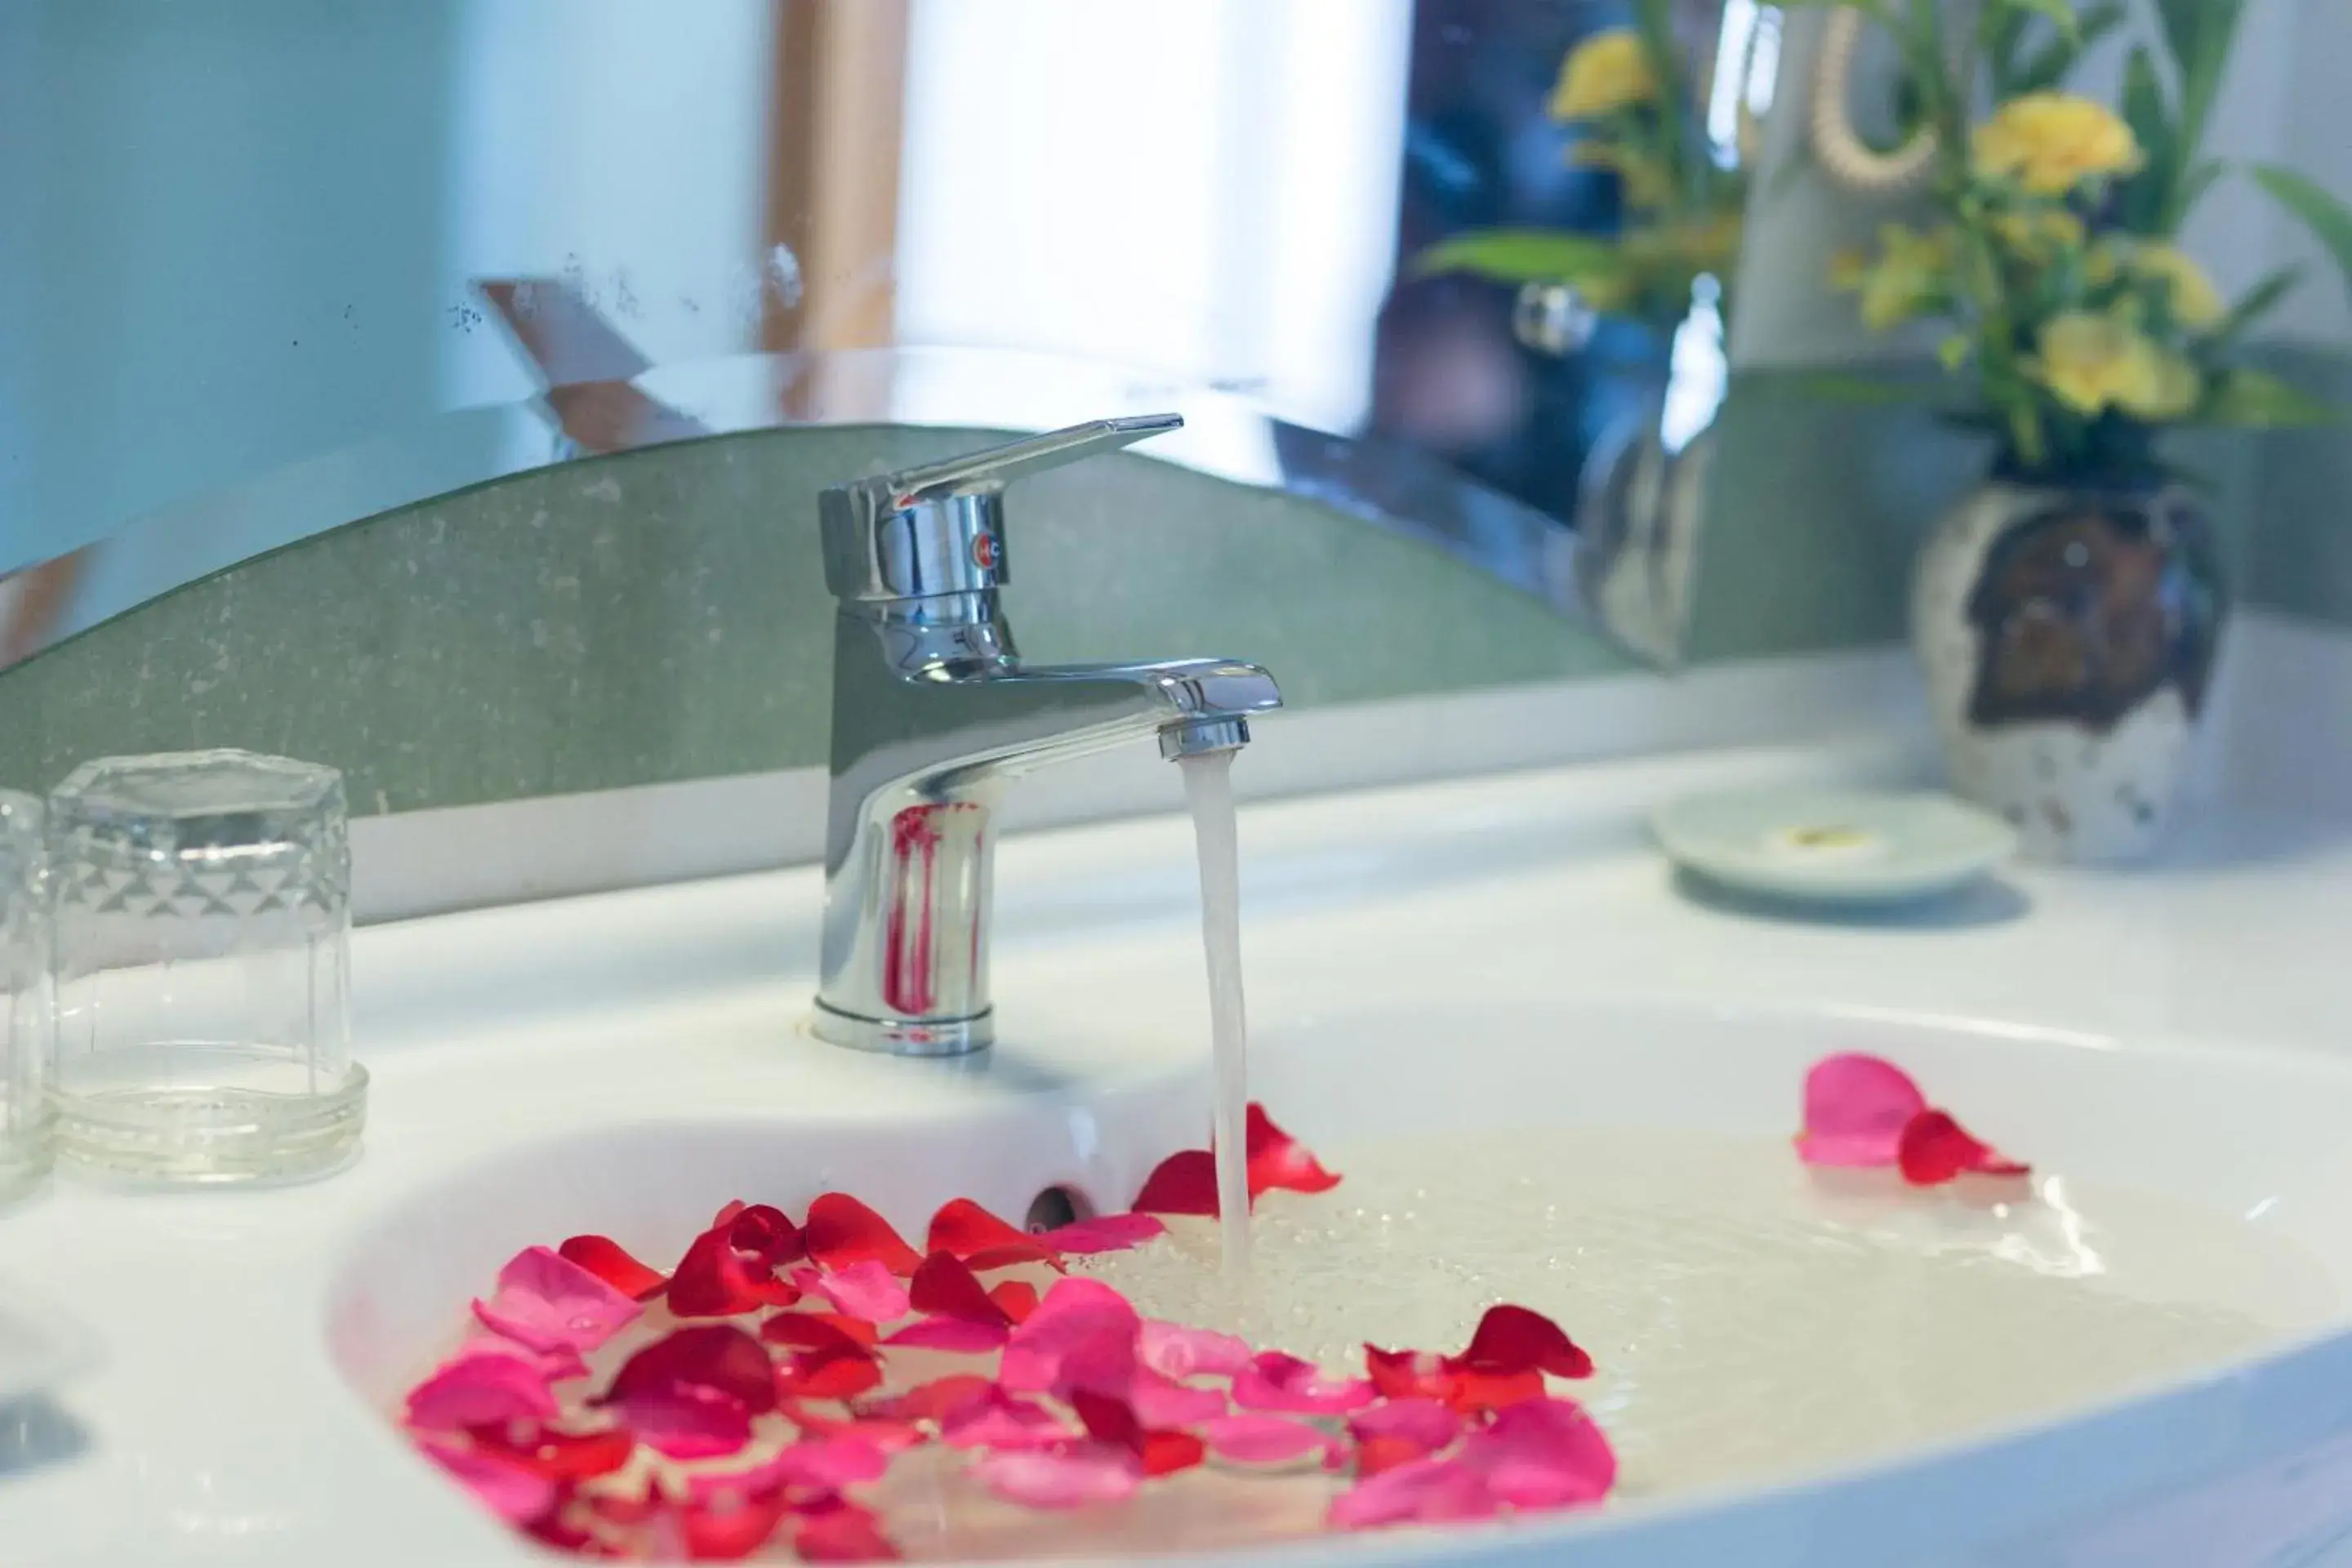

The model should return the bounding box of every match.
[1023,1185,1089,1233]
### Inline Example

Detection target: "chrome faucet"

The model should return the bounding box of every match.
[813,415,1281,1057]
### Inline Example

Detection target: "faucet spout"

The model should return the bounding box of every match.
[810,415,1281,1057]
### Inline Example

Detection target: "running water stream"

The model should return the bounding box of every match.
[1177,749,1251,1274]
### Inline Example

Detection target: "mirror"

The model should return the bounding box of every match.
[0,0,1783,670]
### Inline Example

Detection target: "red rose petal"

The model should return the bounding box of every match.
[805,1194,924,1276]
[1897,1107,2031,1186]
[1069,1387,1144,1453]
[797,1260,911,1325]
[621,1388,757,1459]
[1132,1149,1221,1216]
[1328,1453,1499,1530]
[880,1317,1008,1353]
[724,1203,805,1267]
[466,1423,636,1481]
[795,1496,901,1562]
[1463,1396,1616,1510]
[1443,1368,1547,1416]
[667,1227,802,1318]
[781,1351,885,1401]
[471,1245,643,1356]
[1141,1428,1209,1477]
[557,1235,670,1301]
[1347,1397,1462,1459]
[1451,1303,1594,1381]
[859,1373,996,1427]
[1364,1345,1453,1403]
[1797,1053,1931,1169]
[926,1198,1058,1267]
[989,1280,1040,1325]
[780,1398,925,1453]
[760,1311,882,1361]
[907,1250,1013,1327]
[1355,1432,1426,1477]
[602,1324,777,1416]
[1244,1104,1341,1196]
[677,1485,793,1560]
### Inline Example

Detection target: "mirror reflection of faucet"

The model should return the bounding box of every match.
[813,416,1282,1058]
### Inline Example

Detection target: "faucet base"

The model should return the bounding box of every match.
[811,999,995,1058]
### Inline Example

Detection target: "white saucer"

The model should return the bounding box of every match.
[1651,787,2018,905]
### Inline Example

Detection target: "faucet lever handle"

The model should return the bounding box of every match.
[821,414,1183,603]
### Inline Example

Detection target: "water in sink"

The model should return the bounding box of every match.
[1177,748,1253,1274]
[1076,1124,2335,1503]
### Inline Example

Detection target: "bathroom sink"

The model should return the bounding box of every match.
[12,746,2352,1565]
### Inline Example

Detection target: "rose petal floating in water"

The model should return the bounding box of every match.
[1139,1319,1253,1382]
[1129,1367,1227,1428]
[1131,1149,1221,1216]
[683,1437,892,1503]
[672,1482,795,1561]
[1232,1351,1376,1414]
[939,1385,1071,1452]
[1347,1397,1462,1458]
[405,1346,561,1431]
[1451,1304,1593,1381]
[907,1250,1013,1328]
[471,1245,644,1355]
[416,1437,559,1525]
[1461,1396,1617,1510]
[997,1276,1141,1400]
[466,1422,635,1481]
[926,1198,1060,1269]
[795,1495,901,1562]
[556,1234,670,1301]
[1200,1413,1337,1467]
[1245,1104,1342,1196]
[667,1216,803,1318]
[596,1324,775,1456]
[804,1194,924,1277]
[1796,1053,1929,1168]
[1039,1213,1167,1256]
[1327,1452,1499,1530]
[1898,1107,2031,1185]
[795,1259,913,1325]
[973,1443,1144,1508]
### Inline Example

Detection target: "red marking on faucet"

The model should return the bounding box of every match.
[971,532,1000,571]
[882,804,978,1016]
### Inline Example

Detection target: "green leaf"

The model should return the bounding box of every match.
[2210,264,2304,347]
[2174,161,2223,227]
[2251,164,2352,309]
[2197,368,2338,428]
[2000,0,2079,43]
[2117,46,2176,235]
[1787,370,1977,415]
[1409,229,1625,287]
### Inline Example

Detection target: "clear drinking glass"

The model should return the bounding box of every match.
[47,750,365,1183]
[0,792,49,1201]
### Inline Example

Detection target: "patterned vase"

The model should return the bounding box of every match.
[1910,477,2226,863]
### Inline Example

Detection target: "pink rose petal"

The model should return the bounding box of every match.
[470,1245,644,1355]
[684,1437,892,1503]
[1328,1454,1499,1530]
[973,1443,1143,1508]
[1462,1396,1616,1510]
[997,1277,1141,1398]
[404,1346,560,1431]
[796,1260,914,1325]
[1348,1397,1463,1455]
[1129,1367,1227,1428]
[1200,1413,1336,1466]
[880,1316,1009,1354]
[1039,1214,1167,1256]
[1797,1053,1930,1169]
[1138,1320,1252,1382]
[940,1386,1072,1452]
[416,1437,558,1524]
[1232,1351,1376,1415]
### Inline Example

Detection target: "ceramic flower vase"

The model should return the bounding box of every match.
[1910,476,2225,863]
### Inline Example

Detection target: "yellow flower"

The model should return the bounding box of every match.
[1550,30,1658,121]
[1972,92,2144,196]
[2128,243,2225,328]
[1989,205,2087,261]
[2032,312,2203,420]
[1839,224,1953,332]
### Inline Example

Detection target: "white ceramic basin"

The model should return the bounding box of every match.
[13,746,2352,1566]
